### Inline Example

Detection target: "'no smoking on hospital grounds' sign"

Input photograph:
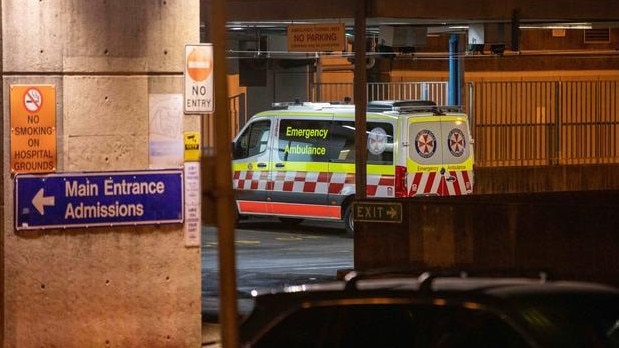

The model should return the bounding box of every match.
[184,44,214,114]
[10,85,57,174]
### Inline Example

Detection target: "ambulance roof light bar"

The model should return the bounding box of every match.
[390,105,464,115]
[367,100,464,115]
[367,100,436,112]
[271,101,355,111]
[270,99,461,113]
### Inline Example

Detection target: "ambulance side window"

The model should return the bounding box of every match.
[277,119,330,162]
[233,120,271,160]
[367,122,394,165]
[330,121,394,164]
[330,121,356,162]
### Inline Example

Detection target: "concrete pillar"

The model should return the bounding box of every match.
[2,1,202,346]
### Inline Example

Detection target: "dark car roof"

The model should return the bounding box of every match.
[242,273,618,324]
[251,271,619,299]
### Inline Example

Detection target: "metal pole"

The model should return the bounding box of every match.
[354,0,367,200]
[448,33,460,106]
[211,0,239,346]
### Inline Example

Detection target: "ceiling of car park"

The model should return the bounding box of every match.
[200,0,619,61]
[201,0,619,33]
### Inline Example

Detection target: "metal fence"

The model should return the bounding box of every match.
[311,81,449,105]
[202,93,246,153]
[467,80,619,166]
[312,80,619,167]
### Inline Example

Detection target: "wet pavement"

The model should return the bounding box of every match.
[201,219,353,345]
[202,219,352,318]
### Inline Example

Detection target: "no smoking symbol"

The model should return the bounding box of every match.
[23,88,43,113]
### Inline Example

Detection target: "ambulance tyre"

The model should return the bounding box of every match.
[234,204,241,225]
[279,217,303,226]
[343,205,354,237]
[233,202,246,225]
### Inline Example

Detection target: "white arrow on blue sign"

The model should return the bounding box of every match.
[15,170,184,230]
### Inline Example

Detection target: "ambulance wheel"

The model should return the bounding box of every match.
[279,217,303,225]
[234,205,241,225]
[233,203,246,225]
[343,205,354,237]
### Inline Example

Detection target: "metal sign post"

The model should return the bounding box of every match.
[354,0,368,201]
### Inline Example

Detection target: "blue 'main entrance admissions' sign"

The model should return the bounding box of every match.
[15,170,184,230]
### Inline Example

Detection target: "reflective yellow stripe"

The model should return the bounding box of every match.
[268,161,392,176]
[408,114,469,123]
[407,157,474,172]
[445,157,474,171]
[273,162,328,172]
[232,162,271,171]
[407,158,474,172]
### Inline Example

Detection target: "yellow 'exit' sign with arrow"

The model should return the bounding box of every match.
[353,201,402,223]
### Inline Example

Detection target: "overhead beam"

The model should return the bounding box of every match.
[370,0,619,21]
[203,0,619,23]
[202,0,355,22]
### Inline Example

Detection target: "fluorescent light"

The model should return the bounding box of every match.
[520,23,592,29]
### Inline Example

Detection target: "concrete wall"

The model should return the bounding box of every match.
[355,166,619,287]
[474,165,619,194]
[355,190,619,287]
[2,1,202,347]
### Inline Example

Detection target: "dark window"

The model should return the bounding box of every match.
[426,306,529,348]
[277,119,331,162]
[514,294,619,348]
[328,121,356,162]
[251,303,528,348]
[330,121,394,164]
[252,304,418,348]
[233,120,270,160]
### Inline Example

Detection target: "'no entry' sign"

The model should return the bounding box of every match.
[184,44,214,114]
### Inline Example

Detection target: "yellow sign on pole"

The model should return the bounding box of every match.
[184,131,201,162]
[10,85,57,174]
[287,23,346,52]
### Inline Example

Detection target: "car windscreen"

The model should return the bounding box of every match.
[244,302,529,348]
[513,293,619,348]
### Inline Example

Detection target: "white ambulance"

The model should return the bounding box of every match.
[231,100,474,236]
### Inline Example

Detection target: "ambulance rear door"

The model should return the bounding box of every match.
[407,114,473,196]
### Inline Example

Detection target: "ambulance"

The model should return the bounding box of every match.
[231,100,474,236]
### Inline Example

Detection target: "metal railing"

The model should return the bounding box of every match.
[368,82,449,105]
[467,80,619,166]
[203,93,247,153]
[311,80,619,167]
[311,81,449,105]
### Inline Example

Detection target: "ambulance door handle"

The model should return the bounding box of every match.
[275,163,285,168]
[257,163,267,168]
[441,167,456,182]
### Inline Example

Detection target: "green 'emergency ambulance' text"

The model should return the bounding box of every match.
[283,126,329,156]
[285,126,329,139]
